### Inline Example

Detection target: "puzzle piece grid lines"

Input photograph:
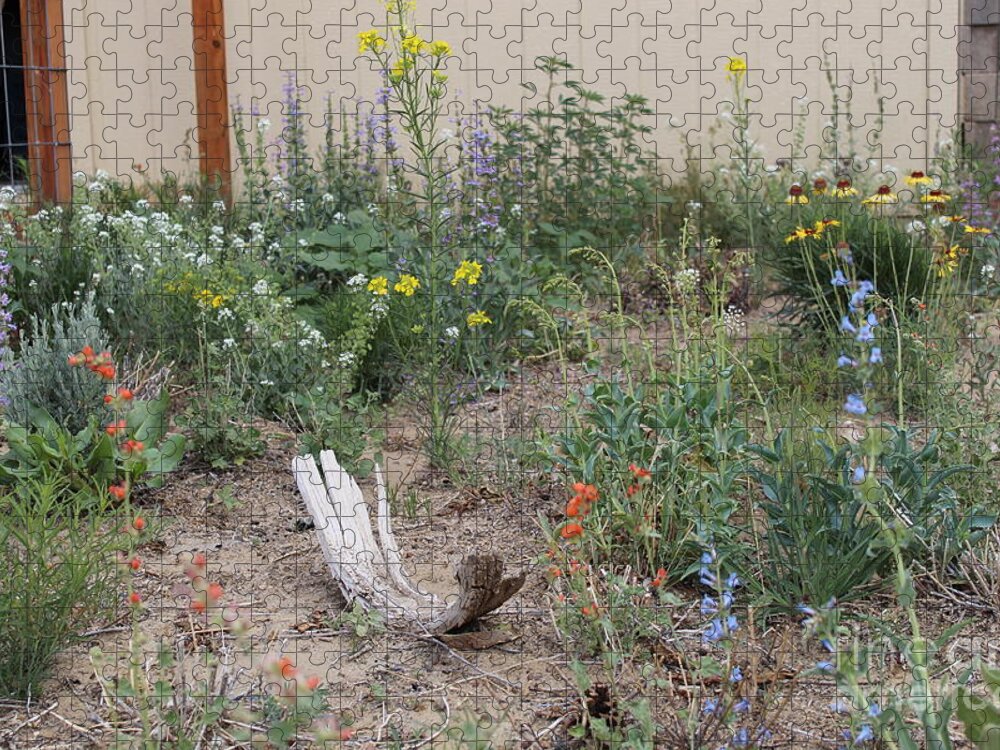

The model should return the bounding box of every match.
[1,0,1000,748]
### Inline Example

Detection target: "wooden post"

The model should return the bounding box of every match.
[20,0,71,205]
[192,0,231,203]
[960,0,1000,156]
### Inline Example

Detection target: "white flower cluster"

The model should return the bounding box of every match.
[296,320,328,349]
[370,298,389,321]
[722,305,745,337]
[673,267,701,296]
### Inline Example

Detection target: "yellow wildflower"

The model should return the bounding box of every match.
[467,310,492,328]
[934,245,961,277]
[394,274,420,296]
[964,225,991,235]
[451,259,483,286]
[785,184,809,205]
[358,30,386,54]
[785,226,821,243]
[368,276,389,295]
[195,289,227,309]
[817,218,841,230]
[428,40,452,57]
[862,185,898,205]
[432,70,448,83]
[904,170,933,187]
[946,215,966,223]
[726,57,747,80]
[919,190,950,204]
[401,34,425,55]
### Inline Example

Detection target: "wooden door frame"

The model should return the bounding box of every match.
[192,0,232,203]
[19,0,71,205]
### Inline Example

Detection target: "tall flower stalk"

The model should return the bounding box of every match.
[727,57,755,255]
[359,0,459,464]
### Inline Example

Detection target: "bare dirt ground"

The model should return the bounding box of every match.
[3,311,1000,748]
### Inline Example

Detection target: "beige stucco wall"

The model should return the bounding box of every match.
[62,0,963,186]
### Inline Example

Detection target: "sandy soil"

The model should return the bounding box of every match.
[3,310,999,749]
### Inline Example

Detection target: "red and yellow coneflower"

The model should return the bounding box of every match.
[785,184,809,205]
[833,178,859,198]
[862,185,898,205]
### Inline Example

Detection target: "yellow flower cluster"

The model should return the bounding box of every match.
[367,276,389,295]
[394,274,420,296]
[467,310,491,328]
[451,259,483,287]
[358,30,386,54]
[428,40,451,57]
[367,274,422,297]
[726,57,747,81]
[195,289,227,309]
[401,34,425,55]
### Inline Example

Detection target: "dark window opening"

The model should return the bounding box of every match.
[0,0,28,185]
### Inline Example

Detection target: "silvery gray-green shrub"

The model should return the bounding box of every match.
[1,293,109,434]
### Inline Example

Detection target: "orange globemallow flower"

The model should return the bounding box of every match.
[129,557,142,571]
[304,675,321,691]
[122,439,145,456]
[109,483,127,501]
[565,495,585,517]
[572,482,598,502]
[132,516,146,532]
[106,419,127,437]
[561,523,584,540]
[629,463,651,479]
[652,567,668,587]
[129,591,142,606]
[277,657,296,680]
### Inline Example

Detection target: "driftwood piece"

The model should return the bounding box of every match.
[291,449,525,635]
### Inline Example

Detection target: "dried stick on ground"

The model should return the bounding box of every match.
[292,449,525,635]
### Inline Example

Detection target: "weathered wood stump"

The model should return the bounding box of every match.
[291,450,525,635]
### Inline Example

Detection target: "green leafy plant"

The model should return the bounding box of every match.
[0,384,185,496]
[0,478,124,698]
[957,663,1000,748]
[1,294,110,434]
[745,430,890,612]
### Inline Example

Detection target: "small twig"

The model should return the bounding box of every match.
[271,548,301,564]
[401,695,450,750]
[535,711,572,741]
[49,708,102,739]
[80,624,129,638]
[408,631,519,693]
[0,701,58,739]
